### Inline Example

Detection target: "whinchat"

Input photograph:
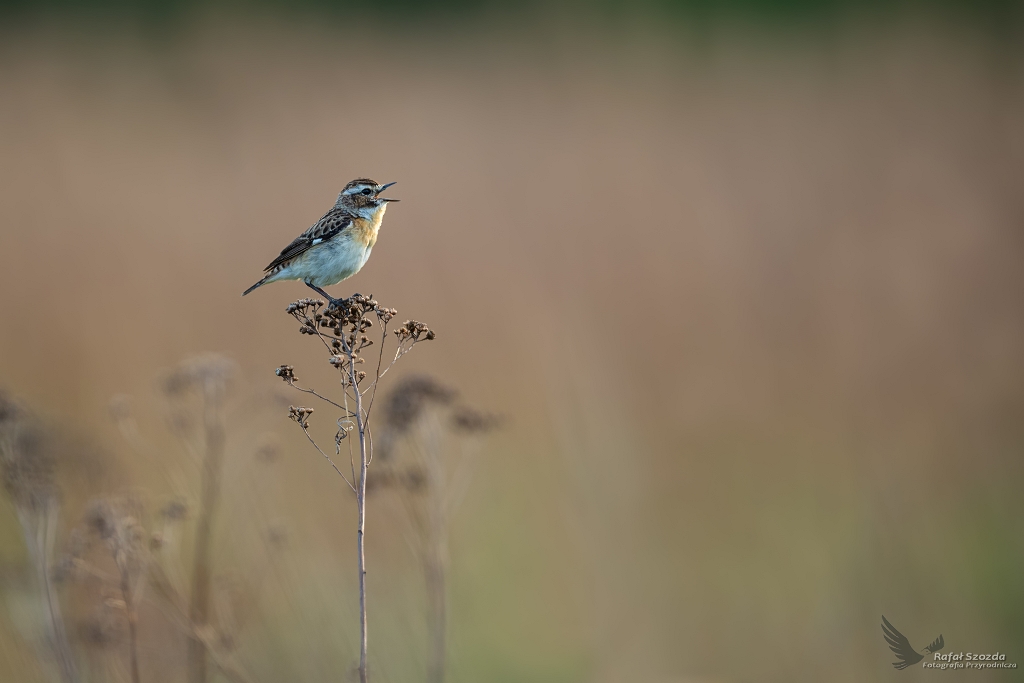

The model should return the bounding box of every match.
[242,178,398,306]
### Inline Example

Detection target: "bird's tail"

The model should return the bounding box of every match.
[242,275,271,296]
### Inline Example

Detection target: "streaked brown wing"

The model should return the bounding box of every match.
[264,207,354,272]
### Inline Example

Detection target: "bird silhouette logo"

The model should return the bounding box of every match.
[881,615,945,669]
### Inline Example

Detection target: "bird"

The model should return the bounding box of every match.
[881,615,945,669]
[242,178,399,307]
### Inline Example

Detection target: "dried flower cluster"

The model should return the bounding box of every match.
[1,364,283,683]
[72,496,149,681]
[162,354,238,397]
[380,376,456,435]
[0,390,82,683]
[84,498,148,564]
[274,364,296,382]
[374,375,500,464]
[283,295,433,394]
[161,499,189,521]
[288,405,314,429]
[0,391,56,510]
[278,295,437,489]
[0,390,20,423]
[450,406,503,434]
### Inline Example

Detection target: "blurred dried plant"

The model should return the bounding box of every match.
[59,495,150,683]
[0,391,79,683]
[163,354,234,683]
[277,295,434,683]
[371,375,499,683]
[106,355,267,683]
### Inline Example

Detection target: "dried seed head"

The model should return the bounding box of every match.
[275,365,296,382]
[82,496,149,581]
[53,529,89,582]
[394,320,435,344]
[381,375,456,434]
[288,405,314,429]
[162,354,237,397]
[81,600,127,647]
[0,391,21,426]
[254,435,281,464]
[0,399,57,511]
[286,298,323,315]
[451,407,502,434]
[402,466,426,493]
[160,499,188,521]
[85,500,116,540]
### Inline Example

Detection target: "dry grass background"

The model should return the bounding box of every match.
[1,11,1023,683]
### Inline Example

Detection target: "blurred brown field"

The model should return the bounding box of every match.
[1,12,1023,683]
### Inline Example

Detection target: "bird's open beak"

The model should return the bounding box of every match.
[377,181,399,202]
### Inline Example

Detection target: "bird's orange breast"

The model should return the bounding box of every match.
[351,205,387,248]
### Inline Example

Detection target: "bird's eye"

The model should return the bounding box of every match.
[361,188,372,195]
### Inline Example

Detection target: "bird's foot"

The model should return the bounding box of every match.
[305,282,345,311]
[326,296,350,313]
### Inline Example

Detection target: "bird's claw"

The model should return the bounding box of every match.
[326,297,349,312]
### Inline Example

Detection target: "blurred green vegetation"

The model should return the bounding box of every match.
[0,0,1022,30]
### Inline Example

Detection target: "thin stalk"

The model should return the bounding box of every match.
[349,354,370,683]
[423,415,448,683]
[121,567,141,683]
[282,299,432,683]
[188,385,226,683]
[425,552,447,683]
[17,504,78,683]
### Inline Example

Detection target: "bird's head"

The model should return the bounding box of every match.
[335,179,399,216]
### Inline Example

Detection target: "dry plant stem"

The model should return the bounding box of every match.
[281,296,434,683]
[423,417,448,683]
[120,565,141,683]
[278,296,434,679]
[425,552,447,683]
[378,381,495,683]
[337,328,370,683]
[349,354,370,683]
[19,503,79,683]
[398,409,453,683]
[188,385,226,683]
[299,425,355,492]
[147,563,259,683]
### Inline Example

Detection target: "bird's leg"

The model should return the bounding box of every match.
[305,282,347,310]
[304,281,332,301]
